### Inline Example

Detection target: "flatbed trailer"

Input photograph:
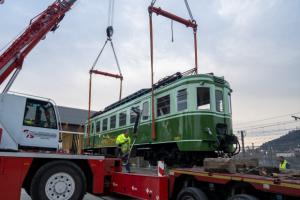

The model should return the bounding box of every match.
[1,153,300,200]
[110,167,300,200]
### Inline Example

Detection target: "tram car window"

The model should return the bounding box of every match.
[96,120,101,133]
[215,90,224,112]
[157,95,170,117]
[142,102,149,120]
[102,118,108,131]
[177,89,187,111]
[130,106,139,124]
[90,122,95,135]
[197,87,210,110]
[119,111,127,127]
[110,115,116,129]
[228,93,232,114]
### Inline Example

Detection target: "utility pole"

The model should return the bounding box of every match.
[240,130,246,157]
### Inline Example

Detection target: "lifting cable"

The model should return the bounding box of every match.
[184,0,195,22]
[87,0,123,147]
[148,0,198,140]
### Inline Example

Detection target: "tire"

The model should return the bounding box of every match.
[176,187,208,200]
[30,160,86,200]
[228,194,259,200]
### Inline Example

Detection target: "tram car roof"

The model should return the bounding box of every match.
[91,72,230,118]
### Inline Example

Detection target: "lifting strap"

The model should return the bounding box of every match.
[86,0,123,147]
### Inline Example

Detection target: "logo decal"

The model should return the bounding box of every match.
[23,129,34,138]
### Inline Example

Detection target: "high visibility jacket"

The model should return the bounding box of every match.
[279,160,288,171]
[116,133,131,153]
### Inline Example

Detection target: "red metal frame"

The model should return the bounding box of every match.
[148,6,197,29]
[86,69,123,146]
[111,172,169,200]
[148,5,198,74]
[90,69,123,80]
[148,5,198,140]
[0,155,121,200]
[149,10,156,140]
[87,158,122,194]
[0,0,77,86]
[0,157,33,200]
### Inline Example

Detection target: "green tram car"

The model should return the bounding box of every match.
[84,72,238,164]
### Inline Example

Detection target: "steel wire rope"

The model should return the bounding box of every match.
[87,0,120,146]
[150,0,157,7]
[110,41,122,77]
[90,40,108,71]
[90,0,122,76]
[107,0,115,27]
[184,0,195,21]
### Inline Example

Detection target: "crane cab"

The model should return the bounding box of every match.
[0,93,60,151]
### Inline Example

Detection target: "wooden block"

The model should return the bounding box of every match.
[234,158,259,169]
[204,158,236,173]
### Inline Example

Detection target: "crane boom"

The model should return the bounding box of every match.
[0,0,77,89]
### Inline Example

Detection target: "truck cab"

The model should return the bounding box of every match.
[0,93,60,150]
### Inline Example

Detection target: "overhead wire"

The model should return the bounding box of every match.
[244,127,299,135]
[234,119,299,131]
[234,111,300,127]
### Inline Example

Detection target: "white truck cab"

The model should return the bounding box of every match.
[0,93,60,150]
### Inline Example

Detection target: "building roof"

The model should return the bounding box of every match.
[57,106,96,126]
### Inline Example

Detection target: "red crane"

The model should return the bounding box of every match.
[0,0,77,92]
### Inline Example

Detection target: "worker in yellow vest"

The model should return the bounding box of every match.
[279,156,290,172]
[116,129,131,172]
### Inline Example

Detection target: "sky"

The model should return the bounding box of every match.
[0,0,300,146]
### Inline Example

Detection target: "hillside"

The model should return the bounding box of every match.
[261,129,300,152]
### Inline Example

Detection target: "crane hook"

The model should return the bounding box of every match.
[106,26,114,39]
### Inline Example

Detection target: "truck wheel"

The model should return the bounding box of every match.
[176,187,208,200]
[30,160,86,200]
[228,194,259,200]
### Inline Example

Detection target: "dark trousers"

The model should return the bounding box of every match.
[122,153,130,173]
[118,148,130,173]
